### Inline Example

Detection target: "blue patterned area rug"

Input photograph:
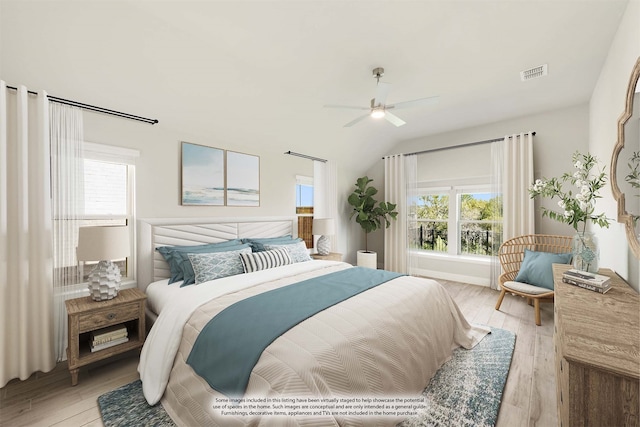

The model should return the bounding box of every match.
[98,327,514,427]
[398,327,516,427]
[97,379,174,427]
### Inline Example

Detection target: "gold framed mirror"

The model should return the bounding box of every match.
[611,56,640,259]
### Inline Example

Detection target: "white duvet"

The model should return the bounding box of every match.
[140,261,489,426]
[139,260,349,405]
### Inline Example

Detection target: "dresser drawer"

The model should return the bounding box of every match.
[77,302,140,332]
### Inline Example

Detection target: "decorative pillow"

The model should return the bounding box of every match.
[240,247,292,273]
[264,241,312,263]
[156,240,243,284]
[514,249,573,290]
[242,235,300,252]
[177,243,251,287]
[187,248,251,285]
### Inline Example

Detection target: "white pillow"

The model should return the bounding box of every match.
[240,247,292,273]
[264,241,312,263]
[187,248,251,284]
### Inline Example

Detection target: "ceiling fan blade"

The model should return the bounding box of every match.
[324,104,369,110]
[388,95,439,110]
[344,114,371,127]
[384,111,406,127]
[374,82,391,106]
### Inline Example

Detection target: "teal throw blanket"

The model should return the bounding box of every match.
[186,267,404,398]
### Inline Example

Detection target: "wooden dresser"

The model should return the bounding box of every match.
[553,264,640,427]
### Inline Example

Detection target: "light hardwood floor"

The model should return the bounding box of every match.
[0,281,557,427]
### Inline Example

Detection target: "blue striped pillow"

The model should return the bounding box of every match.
[240,247,292,273]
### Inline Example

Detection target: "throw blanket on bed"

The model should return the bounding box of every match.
[186,267,403,398]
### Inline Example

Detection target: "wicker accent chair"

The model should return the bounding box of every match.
[494,234,573,326]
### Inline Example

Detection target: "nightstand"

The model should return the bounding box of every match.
[311,252,343,262]
[65,288,146,386]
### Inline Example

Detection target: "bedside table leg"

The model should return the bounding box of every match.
[70,368,79,386]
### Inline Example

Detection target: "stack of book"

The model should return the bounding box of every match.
[562,269,612,294]
[90,325,129,352]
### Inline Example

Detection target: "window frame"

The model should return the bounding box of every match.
[456,186,502,257]
[295,175,314,248]
[414,188,450,253]
[415,182,502,258]
[53,142,139,291]
[83,143,138,283]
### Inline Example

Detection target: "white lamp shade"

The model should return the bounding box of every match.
[313,218,335,236]
[77,226,130,261]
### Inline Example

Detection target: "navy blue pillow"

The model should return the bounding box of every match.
[157,239,243,283]
[514,249,573,290]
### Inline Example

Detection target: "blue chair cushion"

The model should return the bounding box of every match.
[514,249,573,290]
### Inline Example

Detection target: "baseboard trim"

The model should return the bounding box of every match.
[412,268,490,287]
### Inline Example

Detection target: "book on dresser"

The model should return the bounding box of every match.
[562,268,612,294]
[90,335,129,352]
[90,324,128,347]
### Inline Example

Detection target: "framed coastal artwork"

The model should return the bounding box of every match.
[226,151,260,206]
[181,142,225,206]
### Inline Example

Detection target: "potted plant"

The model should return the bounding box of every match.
[347,176,398,268]
[529,151,610,272]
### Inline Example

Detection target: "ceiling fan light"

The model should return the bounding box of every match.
[371,108,385,119]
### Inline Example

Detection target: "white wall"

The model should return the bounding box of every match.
[0,3,367,272]
[589,0,640,291]
[366,103,589,281]
[81,112,365,268]
[82,113,315,219]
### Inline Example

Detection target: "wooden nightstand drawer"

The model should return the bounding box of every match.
[78,302,140,332]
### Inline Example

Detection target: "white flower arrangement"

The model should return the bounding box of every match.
[529,151,610,232]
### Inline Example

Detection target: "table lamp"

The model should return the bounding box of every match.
[313,218,335,256]
[77,226,130,301]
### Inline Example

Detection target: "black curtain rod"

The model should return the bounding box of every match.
[5,85,158,125]
[384,131,536,158]
[284,150,327,163]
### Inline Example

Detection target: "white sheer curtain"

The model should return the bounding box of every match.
[0,82,56,386]
[50,103,84,361]
[384,154,417,274]
[490,132,535,289]
[405,155,418,275]
[313,160,338,252]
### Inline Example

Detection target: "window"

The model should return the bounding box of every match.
[53,143,138,286]
[415,193,449,252]
[77,158,132,282]
[413,186,502,256]
[295,175,314,248]
[83,160,127,217]
[459,192,503,256]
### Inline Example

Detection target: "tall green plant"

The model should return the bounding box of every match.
[347,176,398,252]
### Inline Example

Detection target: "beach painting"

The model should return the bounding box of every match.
[226,151,260,206]
[181,142,225,205]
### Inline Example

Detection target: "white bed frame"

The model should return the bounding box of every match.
[137,216,298,292]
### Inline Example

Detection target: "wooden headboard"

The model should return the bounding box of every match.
[137,217,297,291]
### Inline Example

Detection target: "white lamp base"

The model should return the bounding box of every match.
[317,235,331,255]
[88,260,121,301]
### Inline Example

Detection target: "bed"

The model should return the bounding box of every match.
[137,217,489,427]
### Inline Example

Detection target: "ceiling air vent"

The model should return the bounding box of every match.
[520,64,548,81]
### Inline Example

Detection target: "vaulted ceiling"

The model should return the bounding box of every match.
[0,0,629,173]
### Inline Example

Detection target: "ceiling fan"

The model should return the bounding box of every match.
[324,67,439,127]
